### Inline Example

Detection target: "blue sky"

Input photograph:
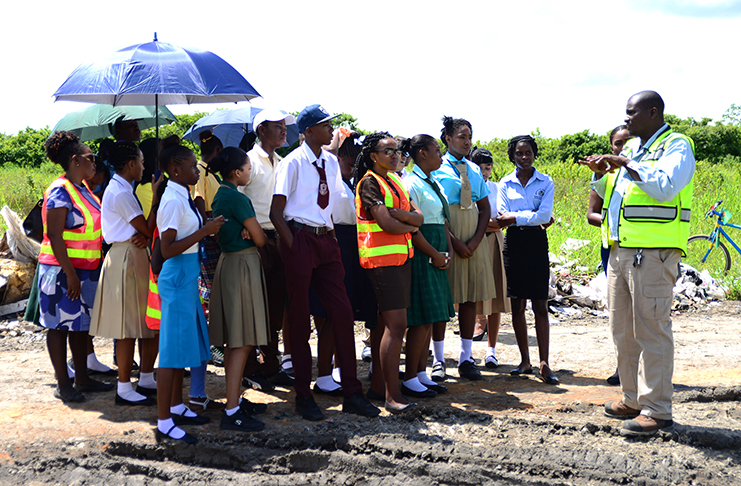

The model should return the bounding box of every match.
[2,0,740,142]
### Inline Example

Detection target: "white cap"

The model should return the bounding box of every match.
[252,109,296,136]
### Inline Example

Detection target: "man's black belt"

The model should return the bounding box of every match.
[289,220,329,235]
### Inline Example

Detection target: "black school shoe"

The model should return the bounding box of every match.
[172,409,211,426]
[343,390,381,417]
[239,399,268,415]
[220,409,265,432]
[242,372,276,392]
[295,396,325,421]
[458,360,483,381]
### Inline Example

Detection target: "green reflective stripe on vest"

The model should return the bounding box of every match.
[39,245,100,259]
[357,222,383,233]
[622,206,677,221]
[146,307,161,319]
[149,280,159,293]
[61,229,101,241]
[359,243,412,258]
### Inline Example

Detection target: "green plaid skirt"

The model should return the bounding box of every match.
[407,224,455,327]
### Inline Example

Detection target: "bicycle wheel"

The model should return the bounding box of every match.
[685,234,731,275]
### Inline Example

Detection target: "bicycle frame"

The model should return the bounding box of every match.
[703,208,741,259]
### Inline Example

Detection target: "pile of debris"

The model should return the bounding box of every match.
[546,238,726,320]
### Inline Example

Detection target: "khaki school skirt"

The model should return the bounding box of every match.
[90,241,155,340]
[476,231,511,315]
[448,204,496,304]
[209,247,270,349]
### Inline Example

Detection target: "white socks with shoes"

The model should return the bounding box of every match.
[459,338,473,365]
[316,375,342,392]
[117,381,146,401]
[432,340,445,364]
[157,418,185,439]
[87,352,112,373]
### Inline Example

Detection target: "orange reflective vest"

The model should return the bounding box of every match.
[145,227,161,331]
[39,176,102,270]
[355,171,414,269]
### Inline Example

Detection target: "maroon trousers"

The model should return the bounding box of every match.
[244,235,285,377]
[279,225,362,398]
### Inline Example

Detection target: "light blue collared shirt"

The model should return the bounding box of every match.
[432,153,489,206]
[498,168,554,226]
[404,164,448,225]
[591,123,695,242]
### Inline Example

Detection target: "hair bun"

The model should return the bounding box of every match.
[160,134,180,150]
[199,130,214,143]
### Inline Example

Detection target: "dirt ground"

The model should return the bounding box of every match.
[1,300,740,485]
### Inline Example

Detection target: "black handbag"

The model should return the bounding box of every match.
[23,198,44,243]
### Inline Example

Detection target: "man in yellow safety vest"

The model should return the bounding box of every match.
[580,91,695,436]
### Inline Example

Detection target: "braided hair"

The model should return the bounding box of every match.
[507,135,538,163]
[440,116,472,148]
[45,131,85,170]
[109,140,141,173]
[159,135,194,175]
[338,131,364,161]
[207,146,248,181]
[399,134,437,164]
[354,131,393,188]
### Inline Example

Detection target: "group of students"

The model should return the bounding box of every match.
[36,104,558,445]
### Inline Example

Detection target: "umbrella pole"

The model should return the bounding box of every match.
[155,94,159,169]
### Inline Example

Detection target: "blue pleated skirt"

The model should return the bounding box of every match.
[158,252,210,369]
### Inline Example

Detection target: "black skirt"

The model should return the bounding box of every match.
[503,226,549,300]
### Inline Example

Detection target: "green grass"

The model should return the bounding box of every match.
[0,162,61,233]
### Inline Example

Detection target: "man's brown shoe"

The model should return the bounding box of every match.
[621,415,674,436]
[604,400,640,419]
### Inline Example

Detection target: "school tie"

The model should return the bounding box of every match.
[423,176,451,222]
[187,195,203,228]
[313,161,329,209]
[456,161,473,210]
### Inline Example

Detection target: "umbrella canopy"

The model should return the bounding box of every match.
[52,104,177,141]
[53,36,260,106]
[182,107,299,148]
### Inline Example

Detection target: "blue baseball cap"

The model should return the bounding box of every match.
[297,104,339,133]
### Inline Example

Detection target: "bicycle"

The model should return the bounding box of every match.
[684,200,741,274]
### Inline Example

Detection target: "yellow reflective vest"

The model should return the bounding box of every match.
[601,128,694,255]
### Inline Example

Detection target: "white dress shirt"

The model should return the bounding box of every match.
[242,144,281,230]
[273,142,344,229]
[157,182,202,254]
[498,168,554,227]
[101,173,143,243]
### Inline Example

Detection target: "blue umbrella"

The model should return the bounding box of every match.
[53,34,260,142]
[183,107,299,148]
[54,35,260,106]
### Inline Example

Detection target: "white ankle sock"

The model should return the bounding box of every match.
[281,354,293,371]
[87,352,112,373]
[432,340,445,364]
[117,381,146,401]
[316,375,341,391]
[486,346,496,358]
[138,372,156,388]
[170,403,196,417]
[331,367,341,383]
[225,406,239,416]
[403,377,428,392]
[417,371,436,386]
[459,338,473,365]
[157,418,185,439]
[67,361,75,379]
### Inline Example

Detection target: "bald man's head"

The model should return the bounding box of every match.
[625,90,665,141]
